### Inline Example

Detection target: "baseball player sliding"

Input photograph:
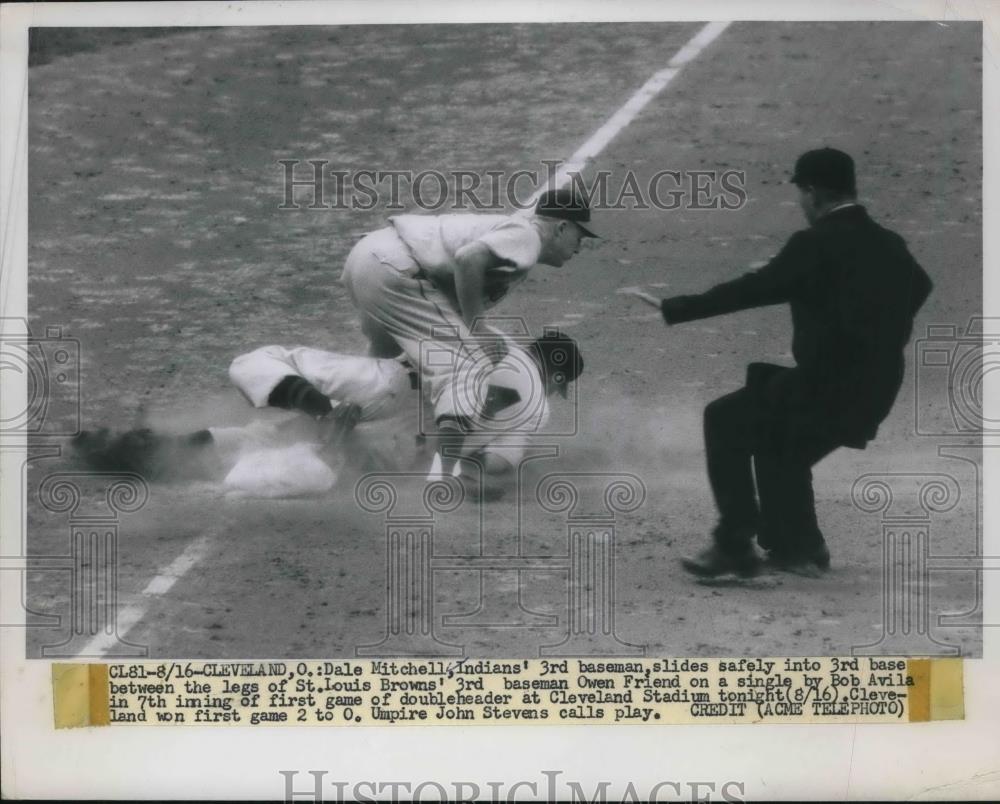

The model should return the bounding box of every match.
[340,187,596,474]
[72,332,583,499]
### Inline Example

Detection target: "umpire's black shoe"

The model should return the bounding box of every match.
[680,545,761,579]
[766,543,831,577]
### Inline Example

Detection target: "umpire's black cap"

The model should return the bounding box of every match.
[531,330,584,398]
[535,188,599,238]
[790,147,857,196]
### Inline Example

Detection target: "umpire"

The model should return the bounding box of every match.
[655,148,932,577]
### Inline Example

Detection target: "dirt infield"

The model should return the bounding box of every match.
[26,22,982,658]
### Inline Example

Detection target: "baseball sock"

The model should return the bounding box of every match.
[435,415,470,475]
[267,375,333,418]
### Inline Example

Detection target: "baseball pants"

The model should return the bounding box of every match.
[340,226,517,424]
[228,345,410,422]
[704,386,840,558]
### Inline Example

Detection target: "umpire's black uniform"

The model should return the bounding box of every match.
[663,151,932,570]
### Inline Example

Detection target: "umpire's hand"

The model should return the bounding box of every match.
[618,286,662,309]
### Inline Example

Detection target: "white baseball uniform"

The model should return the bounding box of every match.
[228,344,413,422]
[339,213,544,424]
[215,341,548,479]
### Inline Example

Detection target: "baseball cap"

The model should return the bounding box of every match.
[534,188,599,238]
[532,330,584,398]
[790,148,857,195]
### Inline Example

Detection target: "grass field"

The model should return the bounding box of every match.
[25,22,983,659]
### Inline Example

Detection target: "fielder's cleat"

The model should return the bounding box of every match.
[680,545,761,579]
[429,415,473,475]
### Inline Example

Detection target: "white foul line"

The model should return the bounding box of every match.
[529,21,731,203]
[78,534,213,657]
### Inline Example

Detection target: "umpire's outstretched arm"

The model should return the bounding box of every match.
[660,231,815,324]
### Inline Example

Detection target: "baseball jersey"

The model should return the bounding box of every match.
[389,213,542,309]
